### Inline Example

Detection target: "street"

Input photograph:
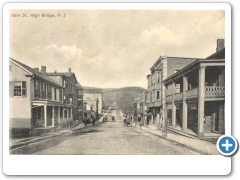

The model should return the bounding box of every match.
[31,110,199,155]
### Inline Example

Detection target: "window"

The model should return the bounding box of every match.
[13,81,26,97]
[63,95,67,103]
[54,88,57,100]
[34,80,40,98]
[47,84,52,100]
[59,89,63,102]
[157,72,160,82]
[64,109,68,118]
[63,80,66,87]
[41,83,46,99]
[70,97,73,104]
[77,111,82,118]
[78,90,82,95]
[157,91,160,101]
[78,99,82,106]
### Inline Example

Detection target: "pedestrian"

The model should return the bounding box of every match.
[92,115,96,125]
[84,117,87,127]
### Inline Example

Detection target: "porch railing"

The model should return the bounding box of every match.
[166,94,172,102]
[205,86,225,97]
[174,92,183,101]
[186,88,198,99]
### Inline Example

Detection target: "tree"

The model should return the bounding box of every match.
[115,91,135,114]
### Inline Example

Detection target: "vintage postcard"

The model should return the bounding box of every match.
[3,2,233,175]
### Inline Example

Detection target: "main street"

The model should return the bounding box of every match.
[32,110,199,155]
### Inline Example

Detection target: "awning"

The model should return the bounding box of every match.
[31,105,43,109]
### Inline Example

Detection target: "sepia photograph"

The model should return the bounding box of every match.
[8,8,226,155]
[3,2,233,176]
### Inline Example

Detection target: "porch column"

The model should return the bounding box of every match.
[198,66,206,137]
[58,107,60,127]
[44,105,47,128]
[182,75,188,131]
[172,82,176,126]
[52,106,55,127]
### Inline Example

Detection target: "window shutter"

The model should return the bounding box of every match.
[22,81,27,96]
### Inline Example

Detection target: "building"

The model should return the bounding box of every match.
[163,39,225,138]
[9,58,66,134]
[83,87,103,116]
[46,68,78,124]
[76,82,84,123]
[138,91,148,124]
[146,56,198,128]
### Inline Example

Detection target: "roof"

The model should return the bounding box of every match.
[10,58,63,88]
[76,82,84,90]
[206,48,225,60]
[150,56,199,71]
[46,72,78,83]
[163,59,225,85]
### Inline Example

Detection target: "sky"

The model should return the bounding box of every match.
[9,10,225,89]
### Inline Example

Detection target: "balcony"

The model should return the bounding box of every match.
[174,92,182,101]
[186,88,198,100]
[166,95,172,102]
[164,86,225,103]
[205,86,225,98]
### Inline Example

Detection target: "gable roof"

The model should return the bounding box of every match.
[10,58,63,88]
[206,48,225,60]
[76,82,84,90]
[46,72,78,83]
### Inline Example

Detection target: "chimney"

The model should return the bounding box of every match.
[41,66,46,74]
[54,70,57,73]
[216,39,225,52]
[34,68,39,71]
[68,68,71,73]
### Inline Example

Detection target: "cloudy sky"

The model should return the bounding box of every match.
[10,10,225,88]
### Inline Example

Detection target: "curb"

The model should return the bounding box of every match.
[133,126,211,155]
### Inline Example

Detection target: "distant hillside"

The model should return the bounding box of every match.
[102,87,146,110]
[82,86,146,110]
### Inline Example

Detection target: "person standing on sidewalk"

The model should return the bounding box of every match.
[92,115,96,126]
[84,117,87,127]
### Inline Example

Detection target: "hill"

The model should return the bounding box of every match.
[102,87,146,110]
[82,86,146,111]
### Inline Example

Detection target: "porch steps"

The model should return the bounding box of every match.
[167,127,198,139]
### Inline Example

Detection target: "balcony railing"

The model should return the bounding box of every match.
[166,95,172,102]
[205,86,225,97]
[186,88,198,99]
[174,92,182,101]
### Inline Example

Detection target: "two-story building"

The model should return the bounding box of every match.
[9,58,66,134]
[146,56,198,128]
[163,39,225,138]
[46,68,78,126]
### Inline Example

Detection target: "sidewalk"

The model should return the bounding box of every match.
[134,124,220,155]
[10,117,104,151]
